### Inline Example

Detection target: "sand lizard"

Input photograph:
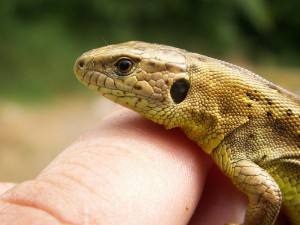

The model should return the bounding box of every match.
[74,41,300,225]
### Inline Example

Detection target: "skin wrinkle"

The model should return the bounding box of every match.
[0,181,74,225]
[44,171,100,200]
[0,201,67,225]
[47,143,136,221]
[39,173,103,220]
[6,166,116,225]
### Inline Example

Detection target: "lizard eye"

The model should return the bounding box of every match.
[115,58,134,75]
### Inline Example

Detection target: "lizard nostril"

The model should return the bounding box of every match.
[77,59,85,68]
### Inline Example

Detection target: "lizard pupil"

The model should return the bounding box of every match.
[116,59,133,74]
[170,79,190,104]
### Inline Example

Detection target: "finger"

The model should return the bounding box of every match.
[189,165,247,224]
[0,183,16,195]
[0,106,212,225]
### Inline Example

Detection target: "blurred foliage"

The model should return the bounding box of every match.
[0,0,299,102]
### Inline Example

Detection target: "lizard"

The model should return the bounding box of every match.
[74,41,300,225]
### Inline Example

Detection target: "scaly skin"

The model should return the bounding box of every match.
[74,41,300,225]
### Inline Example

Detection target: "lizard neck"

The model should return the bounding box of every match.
[181,109,250,154]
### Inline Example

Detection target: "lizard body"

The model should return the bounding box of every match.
[74,41,300,225]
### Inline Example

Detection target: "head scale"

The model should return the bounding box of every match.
[75,41,191,128]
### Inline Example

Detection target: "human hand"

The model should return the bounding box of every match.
[0,107,287,224]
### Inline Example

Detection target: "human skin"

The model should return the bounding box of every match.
[0,107,287,225]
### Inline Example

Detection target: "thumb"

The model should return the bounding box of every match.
[0,106,212,225]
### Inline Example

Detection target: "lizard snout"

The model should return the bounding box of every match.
[74,55,85,80]
[74,55,89,81]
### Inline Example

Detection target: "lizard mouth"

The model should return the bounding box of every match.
[78,70,144,96]
[76,69,158,110]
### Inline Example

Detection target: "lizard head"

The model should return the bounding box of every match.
[74,41,192,129]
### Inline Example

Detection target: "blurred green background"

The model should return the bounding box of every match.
[0,0,299,182]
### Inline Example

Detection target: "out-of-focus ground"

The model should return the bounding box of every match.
[0,64,299,182]
[0,94,115,182]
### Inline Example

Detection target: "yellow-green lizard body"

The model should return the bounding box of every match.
[74,41,300,225]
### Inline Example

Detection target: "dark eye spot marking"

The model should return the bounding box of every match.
[148,62,156,67]
[265,98,273,105]
[246,91,255,100]
[170,79,190,104]
[261,154,268,161]
[134,85,142,90]
[286,109,293,116]
[189,64,199,73]
[197,56,206,62]
[272,119,286,132]
[277,124,286,131]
